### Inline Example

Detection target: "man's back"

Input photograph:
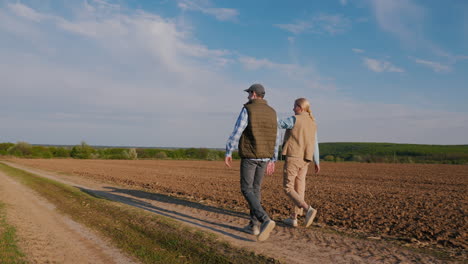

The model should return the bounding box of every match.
[239,99,277,159]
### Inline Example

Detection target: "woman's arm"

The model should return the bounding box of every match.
[313,132,319,165]
[278,116,296,129]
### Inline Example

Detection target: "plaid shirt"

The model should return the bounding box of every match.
[278,116,320,164]
[226,107,280,161]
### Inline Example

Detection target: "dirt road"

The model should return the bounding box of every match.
[1,160,450,264]
[0,169,135,264]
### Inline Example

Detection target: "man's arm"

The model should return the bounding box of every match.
[266,121,282,175]
[225,108,248,167]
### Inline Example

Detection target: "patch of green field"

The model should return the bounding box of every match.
[318,142,468,164]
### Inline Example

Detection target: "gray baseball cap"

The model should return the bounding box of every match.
[244,83,265,95]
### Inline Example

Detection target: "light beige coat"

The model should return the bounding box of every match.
[281,112,317,161]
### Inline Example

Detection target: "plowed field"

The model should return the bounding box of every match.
[8,159,468,259]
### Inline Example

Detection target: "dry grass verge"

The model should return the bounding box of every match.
[0,202,27,264]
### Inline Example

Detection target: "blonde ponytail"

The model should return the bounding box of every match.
[295,98,315,121]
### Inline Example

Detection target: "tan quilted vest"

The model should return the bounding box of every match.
[282,112,316,161]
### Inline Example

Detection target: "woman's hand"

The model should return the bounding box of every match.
[315,163,320,174]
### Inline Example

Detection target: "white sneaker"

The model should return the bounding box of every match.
[257,220,276,241]
[283,218,298,227]
[243,223,260,235]
[305,206,317,228]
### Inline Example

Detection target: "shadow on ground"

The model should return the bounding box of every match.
[77,186,255,242]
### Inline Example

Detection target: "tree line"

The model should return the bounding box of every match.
[1,141,467,164]
[0,142,230,161]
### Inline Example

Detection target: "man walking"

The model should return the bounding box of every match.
[225,83,279,242]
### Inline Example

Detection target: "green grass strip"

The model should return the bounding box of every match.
[0,163,279,264]
[0,201,27,264]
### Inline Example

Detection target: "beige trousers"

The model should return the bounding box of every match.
[283,156,310,216]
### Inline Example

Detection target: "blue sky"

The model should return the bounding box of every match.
[1,0,467,147]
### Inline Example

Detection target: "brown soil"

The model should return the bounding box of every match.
[3,158,467,263]
[0,169,135,264]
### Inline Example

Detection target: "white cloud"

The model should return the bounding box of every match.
[51,5,231,72]
[275,14,351,35]
[413,58,451,73]
[435,49,468,65]
[177,0,238,21]
[455,55,468,61]
[275,21,311,35]
[369,0,425,45]
[239,56,295,72]
[238,56,336,92]
[340,0,348,6]
[356,17,369,23]
[315,14,351,34]
[352,48,365,53]
[7,2,45,22]
[0,0,246,147]
[239,56,305,82]
[313,97,468,144]
[363,57,404,73]
[368,0,465,69]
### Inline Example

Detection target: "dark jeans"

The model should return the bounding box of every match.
[240,159,270,226]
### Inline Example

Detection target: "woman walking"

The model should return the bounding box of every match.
[279,98,320,228]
